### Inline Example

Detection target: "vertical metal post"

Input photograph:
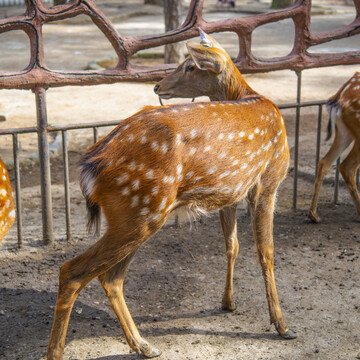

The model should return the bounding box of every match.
[315,104,322,176]
[62,130,71,241]
[12,133,23,248]
[293,71,301,209]
[334,158,340,204]
[34,88,54,245]
[93,127,98,143]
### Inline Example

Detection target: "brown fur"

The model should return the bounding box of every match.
[47,32,295,359]
[0,157,15,242]
[309,72,360,223]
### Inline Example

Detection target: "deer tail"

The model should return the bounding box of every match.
[325,98,339,141]
[79,156,102,235]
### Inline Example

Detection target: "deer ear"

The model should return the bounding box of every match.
[186,41,225,74]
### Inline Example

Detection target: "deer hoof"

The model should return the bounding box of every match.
[279,329,297,340]
[136,342,161,358]
[308,210,320,224]
[221,300,236,312]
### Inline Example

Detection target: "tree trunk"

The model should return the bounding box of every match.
[164,0,184,64]
[271,0,294,9]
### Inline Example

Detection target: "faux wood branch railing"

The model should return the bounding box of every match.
[0,0,359,90]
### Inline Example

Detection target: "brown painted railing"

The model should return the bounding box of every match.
[0,0,359,246]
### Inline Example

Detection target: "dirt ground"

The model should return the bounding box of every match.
[0,1,360,360]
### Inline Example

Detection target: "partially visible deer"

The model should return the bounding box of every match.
[308,72,360,223]
[0,157,15,242]
[47,30,295,359]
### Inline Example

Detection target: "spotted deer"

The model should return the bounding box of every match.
[0,157,15,242]
[47,30,295,359]
[308,72,360,223]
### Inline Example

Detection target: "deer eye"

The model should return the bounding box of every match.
[186,64,195,72]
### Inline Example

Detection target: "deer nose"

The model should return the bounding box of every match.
[154,84,160,94]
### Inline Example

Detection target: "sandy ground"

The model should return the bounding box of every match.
[0,1,360,360]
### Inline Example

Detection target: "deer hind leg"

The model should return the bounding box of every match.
[339,142,360,217]
[309,129,353,223]
[219,204,239,311]
[248,184,296,340]
[47,221,161,360]
[98,254,161,358]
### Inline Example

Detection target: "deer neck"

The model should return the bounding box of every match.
[209,62,258,102]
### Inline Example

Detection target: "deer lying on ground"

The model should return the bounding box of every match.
[47,30,295,359]
[0,157,15,242]
[308,72,360,223]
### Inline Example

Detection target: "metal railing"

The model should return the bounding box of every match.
[2,94,359,248]
[1,0,359,246]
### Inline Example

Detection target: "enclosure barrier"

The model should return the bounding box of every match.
[2,99,359,248]
[0,0,359,246]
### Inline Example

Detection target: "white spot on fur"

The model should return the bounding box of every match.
[185,171,194,179]
[132,180,140,190]
[254,128,260,134]
[161,143,168,154]
[239,131,245,138]
[121,187,130,196]
[218,133,224,140]
[140,207,149,215]
[241,163,248,170]
[152,213,161,221]
[204,145,211,152]
[5,199,10,208]
[232,159,239,166]
[176,134,182,146]
[0,188,6,197]
[140,135,147,144]
[2,175,6,181]
[151,141,159,150]
[248,134,254,140]
[218,152,227,159]
[146,170,154,179]
[219,171,230,179]
[116,173,129,185]
[143,195,150,204]
[128,162,137,171]
[231,170,239,176]
[189,148,196,155]
[152,187,159,196]
[131,195,139,207]
[228,133,234,140]
[9,209,15,218]
[158,197,167,211]
[190,129,197,138]
[128,134,134,141]
[208,167,217,174]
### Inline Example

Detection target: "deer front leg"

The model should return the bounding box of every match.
[98,255,161,358]
[249,186,296,339]
[309,131,352,223]
[219,204,239,311]
[339,143,360,217]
